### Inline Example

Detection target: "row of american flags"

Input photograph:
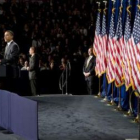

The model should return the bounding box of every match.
[93,1,140,92]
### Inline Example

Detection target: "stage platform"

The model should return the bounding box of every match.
[0,94,139,140]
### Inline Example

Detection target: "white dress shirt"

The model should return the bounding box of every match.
[7,40,13,47]
[86,55,93,68]
[4,40,13,56]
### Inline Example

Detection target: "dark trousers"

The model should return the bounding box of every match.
[30,79,37,96]
[86,80,94,95]
[86,76,99,95]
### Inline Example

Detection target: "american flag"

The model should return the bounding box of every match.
[133,5,140,72]
[93,9,103,77]
[130,6,140,92]
[124,5,132,90]
[106,8,115,83]
[93,9,101,56]
[100,8,108,75]
[114,7,124,87]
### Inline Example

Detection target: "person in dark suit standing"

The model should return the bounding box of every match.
[83,48,96,95]
[27,47,39,96]
[0,30,19,74]
[0,30,20,91]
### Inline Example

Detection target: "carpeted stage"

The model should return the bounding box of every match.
[0,95,139,140]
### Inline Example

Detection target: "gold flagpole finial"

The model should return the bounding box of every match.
[112,0,115,4]
[103,1,107,14]
[120,0,123,7]
[127,0,131,15]
[103,1,107,8]
[96,2,101,8]
[120,0,123,12]
[96,2,101,12]
[112,0,116,12]
[137,0,140,10]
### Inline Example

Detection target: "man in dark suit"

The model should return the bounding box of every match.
[0,30,19,76]
[0,30,20,92]
[27,47,39,96]
[83,48,96,95]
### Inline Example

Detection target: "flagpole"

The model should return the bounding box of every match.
[116,0,123,111]
[111,82,116,105]
[134,95,140,123]
[97,76,101,97]
[103,0,108,101]
[118,0,122,109]
[138,95,140,140]
[96,1,102,98]
[109,0,116,104]
[103,80,108,101]
[99,0,108,101]
[112,0,115,7]
[107,82,115,105]
[135,97,140,123]
[126,88,132,116]
[124,0,132,116]
[134,0,140,123]
[125,0,140,139]
[125,90,140,140]
[103,1,107,9]
[104,0,116,102]
[117,87,122,111]
[96,2,101,9]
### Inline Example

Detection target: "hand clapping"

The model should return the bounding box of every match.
[26,67,30,71]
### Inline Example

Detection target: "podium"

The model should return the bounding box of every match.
[0,65,13,77]
[0,65,20,91]
[0,65,20,78]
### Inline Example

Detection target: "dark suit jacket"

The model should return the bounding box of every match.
[1,41,19,65]
[1,41,20,78]
[29,54,39,80]
[83,55,96,81]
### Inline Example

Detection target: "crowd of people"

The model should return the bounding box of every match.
[0,0,97,95]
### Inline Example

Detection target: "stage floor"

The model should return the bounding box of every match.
[0,94,139,140]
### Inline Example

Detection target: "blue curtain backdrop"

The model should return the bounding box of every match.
[101,0,138,112]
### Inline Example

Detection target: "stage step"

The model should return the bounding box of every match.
[125,139,138,140]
